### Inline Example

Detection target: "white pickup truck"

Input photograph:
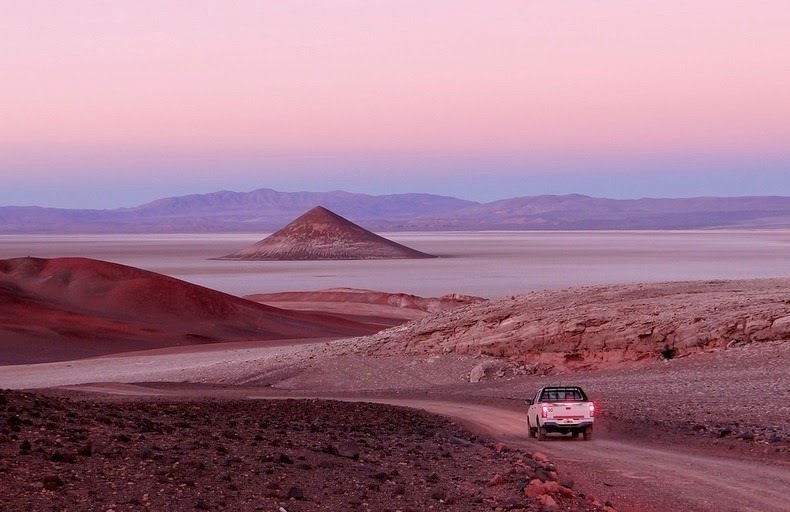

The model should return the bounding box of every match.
[525,386,595,441]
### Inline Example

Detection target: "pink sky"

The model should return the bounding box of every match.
[1,1,789,207]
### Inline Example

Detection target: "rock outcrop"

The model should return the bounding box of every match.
[342,279,790,371]
[216,206,436,260]
[246,288,483,316]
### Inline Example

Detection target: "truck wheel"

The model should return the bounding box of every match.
[571,431,580,439]
[538,426,547,441]
[527,417,536,438]
[583,428,593,441]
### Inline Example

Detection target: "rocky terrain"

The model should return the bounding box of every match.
[214,332,790,462]
[1,275,788,511]
[217,206,436,260]
[0,389,614,512]
[337,279,790,371]
[246,288,484,326]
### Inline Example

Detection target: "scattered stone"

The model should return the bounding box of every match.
[448,436,471,446]
[41,475,63,490]
[489,473,505,486]
[469,362,499,383]
[500,495,525,509]
[287,486,304,500]
[430,488,447,500]
[523,479,547,498]
[51,451,76,463]
[532,452,549,464]
[77,443,92,457]
[538,494,558,509]
[559,478,574,489]
[371,471,389,481]
[337,441,359,460]
[0,388,643,512]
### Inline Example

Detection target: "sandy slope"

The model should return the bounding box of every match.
[0,257,483,364]
[0,257,375,364]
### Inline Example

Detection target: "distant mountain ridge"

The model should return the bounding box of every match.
[2,188,790,233]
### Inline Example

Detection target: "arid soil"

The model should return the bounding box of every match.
[1,277,789,511]
[0,389,612,512]
[239,340,790,460]
[2,257,471,364]
[2,339,787,511]
[246,288,484,327]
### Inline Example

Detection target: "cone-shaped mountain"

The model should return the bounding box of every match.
[218,206,437,260]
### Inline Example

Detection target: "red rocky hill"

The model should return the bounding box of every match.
[0,257,374,364]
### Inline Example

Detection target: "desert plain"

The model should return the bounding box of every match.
[1,230,789,512]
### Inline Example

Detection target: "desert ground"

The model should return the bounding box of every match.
[1,231,789,511]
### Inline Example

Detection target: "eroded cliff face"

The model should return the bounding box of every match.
[345,279,790,371]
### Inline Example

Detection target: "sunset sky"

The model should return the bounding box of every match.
[2,1,789,208]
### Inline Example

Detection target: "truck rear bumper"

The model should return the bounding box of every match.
[542,420,593,431]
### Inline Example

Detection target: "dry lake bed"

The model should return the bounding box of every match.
[1,230,788,298]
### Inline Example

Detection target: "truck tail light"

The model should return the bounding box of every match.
[541,406,548,418]
[589,404,595,417]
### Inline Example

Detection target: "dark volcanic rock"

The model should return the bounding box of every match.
[0,389,609,512]
[217,206,436,260]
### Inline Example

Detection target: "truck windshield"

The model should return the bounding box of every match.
[541,388,585,401]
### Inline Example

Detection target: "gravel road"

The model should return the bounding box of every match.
[2,340,788,511]
[357,399,790,512]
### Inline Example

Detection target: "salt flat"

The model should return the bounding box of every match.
[1,230,788,298]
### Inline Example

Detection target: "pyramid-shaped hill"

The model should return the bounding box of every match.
[217,206,437,260]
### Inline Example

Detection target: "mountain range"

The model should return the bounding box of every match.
[2,188,790,233]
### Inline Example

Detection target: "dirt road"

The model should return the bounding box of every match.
[243,395,790,512]
[380,400,790,512]
[3,341,788,512]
